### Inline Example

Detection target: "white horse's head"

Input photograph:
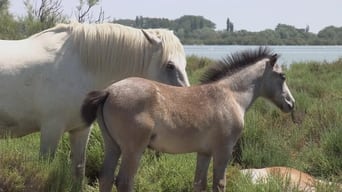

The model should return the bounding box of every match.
[69,23,189,87]
[142,29,189,87]
[261,55,295,112]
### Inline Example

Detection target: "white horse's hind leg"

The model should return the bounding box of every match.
[69,126,91,188]
[194,153,211,192]
[40,119,65,158]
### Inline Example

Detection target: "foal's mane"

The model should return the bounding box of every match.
[200,47,278,84]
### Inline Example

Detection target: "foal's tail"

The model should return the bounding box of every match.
[81,90,109,126]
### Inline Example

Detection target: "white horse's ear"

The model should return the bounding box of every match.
[141,29,162,46]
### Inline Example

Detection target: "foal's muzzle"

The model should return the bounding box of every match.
[282,95,295,113]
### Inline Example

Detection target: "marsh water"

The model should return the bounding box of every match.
[184,45,342,66]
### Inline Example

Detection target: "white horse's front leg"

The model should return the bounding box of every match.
[69,126,91,188]
[40,119,65,158]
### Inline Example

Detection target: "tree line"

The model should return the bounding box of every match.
[114,16,342,45]
[1,0,342,45]
[0,0,103,39]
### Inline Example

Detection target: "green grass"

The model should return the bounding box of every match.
[0,58,341,191]
[0,134,74,192]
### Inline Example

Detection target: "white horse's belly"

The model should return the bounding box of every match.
[0,109,39,137]
[0,42,86,137]
[0,78,39,137]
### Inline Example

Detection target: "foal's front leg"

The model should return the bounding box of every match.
[194,153,211,192]
[212,148,232,192]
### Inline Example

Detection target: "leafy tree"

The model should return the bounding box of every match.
[174,15,215,32]
[134,16,143,28]
[116,16,172,29]
[113,18,135,27]
[318,26,342,44]
[112,16,342,45]
[0,0,9,14]
[76,0,105,23]
[226,17,234,32]
[25,0,64,27]
[0,0,20,39]
[275,24,310,45]
[18,0,66,36]
[305,25,310,33]
[2,1,342,45]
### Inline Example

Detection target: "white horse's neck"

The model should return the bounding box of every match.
[223,60,266,115]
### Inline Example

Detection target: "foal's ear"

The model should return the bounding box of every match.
[141,29,162,46]
[269,54,278,67]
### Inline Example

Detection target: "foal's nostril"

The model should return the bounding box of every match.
[284,97,295,111]
[287,101,295,110]
[290,103,294,110]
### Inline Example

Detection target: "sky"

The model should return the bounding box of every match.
[9,0,342,33]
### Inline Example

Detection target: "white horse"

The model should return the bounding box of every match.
[0,22,189,185]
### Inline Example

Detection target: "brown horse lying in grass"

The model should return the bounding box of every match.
[81,47,295,192]
[240,166,342,192]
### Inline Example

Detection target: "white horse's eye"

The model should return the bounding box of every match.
[166,61,175,70]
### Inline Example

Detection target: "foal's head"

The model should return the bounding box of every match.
[260,53,295,113]
[200,46,295,113]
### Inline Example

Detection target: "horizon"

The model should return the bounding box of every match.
[8,0,342,33]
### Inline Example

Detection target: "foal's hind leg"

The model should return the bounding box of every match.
[99,128,121,192]
[194,153,211,192]
[115,149,144,192]
[114,125,151,192]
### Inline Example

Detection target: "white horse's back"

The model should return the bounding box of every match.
[0,25,70,68]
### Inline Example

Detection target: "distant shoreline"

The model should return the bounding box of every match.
[184,45,342,65]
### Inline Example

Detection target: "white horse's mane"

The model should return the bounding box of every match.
[37,23,184,75]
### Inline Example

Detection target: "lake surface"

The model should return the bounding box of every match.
[184,45,342,66]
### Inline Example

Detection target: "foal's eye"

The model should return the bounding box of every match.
[166,61,175,70]
[280,73,286,80]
